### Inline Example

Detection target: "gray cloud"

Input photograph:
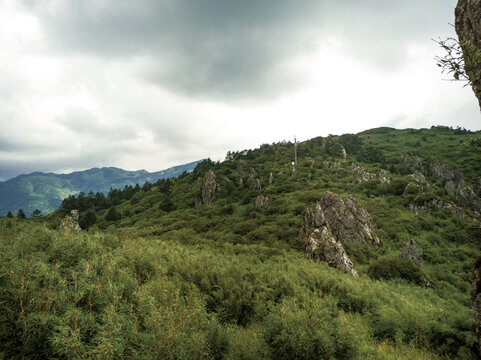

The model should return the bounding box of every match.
[21,0,456,101]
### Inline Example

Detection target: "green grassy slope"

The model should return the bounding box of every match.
[0,160,201,217]
[2,126,481,359]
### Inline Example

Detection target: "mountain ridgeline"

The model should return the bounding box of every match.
[2,126,481,359]
[0,160,201,217]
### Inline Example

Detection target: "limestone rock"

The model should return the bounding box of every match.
[445,180,457,201]
[306,228,358,276]
[251,178,262,191]
[195,170,220,206]
[474,178,481,195]
[377,170,391,184]
[349,163,373,184]
[320,192,380,246]
[249,168,257,180]
[445,180,481,212]
[238,177,244,188]
[457,182,481,212]
[429,161,463,184]
[400,153,425,175]
[255,194,269,208]
[455,0,481,109]
[408,170,426,182]
[408,198,452,214]
[60,210,81,232]
[269,172,273,185]
[400,240,423,267]
[340,144,348,159]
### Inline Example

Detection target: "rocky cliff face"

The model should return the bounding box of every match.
[60,210,81,232]
[455,0,481,109]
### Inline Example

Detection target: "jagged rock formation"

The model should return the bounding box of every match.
[322,160,340,169]
[251,178,262,191]
[255,194,269,207]
[349,163,373,184]
[400,153,425,176]
[428,161,481,213]
[320,192,380,246]
[377,170,391,184]
[455,0,481,109]
[340,144,348,159]
[195,170,220,206]
[408,198,464,218]
[473,257,481,356]
[249,168,257,179]
[291,165,296,177]
[301,191,379,246]
[268,172,273,185]
[306,228,358,276]
[429,161,464,184]
[400,240,423,267]
[400,153,426,182]
[238,177,244,188]
[60,210,81,232]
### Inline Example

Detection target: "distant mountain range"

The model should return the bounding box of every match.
[0,160,201,216]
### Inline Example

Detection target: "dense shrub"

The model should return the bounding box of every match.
[367,256,425,285]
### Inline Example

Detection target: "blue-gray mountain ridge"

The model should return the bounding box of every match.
[0,160,201,217]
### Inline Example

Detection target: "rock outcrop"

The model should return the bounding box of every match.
[455,0,481,109]
[195,170,220,206]
[349,163,374,184]
[60,210,81,232]
[269,172,273,185]
[238,177,244,188]
[444,179,481,213]
[301,191,379,246]
[400,240,423,267]
[400,153,425,176]
[429,161,463,184]
[320,192,380,246]
[251,178,262,191]
[377,170,391,184]
[306,228,358,276]
[255,194,269,208]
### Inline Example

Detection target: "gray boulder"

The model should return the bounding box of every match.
[429,161,464,184]
[306,227,358,276]
[255,194,269,208]
[349,163,374,184]
[60,210,81,232]
[377,170,391,184]
[400,153,425,175]
[400,240,423,267]
[320,192,380,246]
[195,170,220,206]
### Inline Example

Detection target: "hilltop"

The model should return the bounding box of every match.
[0,160,201,217]
[1,126,481,359]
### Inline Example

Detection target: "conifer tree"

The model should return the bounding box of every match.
[17,209,26,219]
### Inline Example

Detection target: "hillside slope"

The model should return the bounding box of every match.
[2,126,481,359]
[0,160,201,216]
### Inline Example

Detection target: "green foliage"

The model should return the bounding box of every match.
[367,256,425,285]
[105,206,120,222]
[17,208,26,219]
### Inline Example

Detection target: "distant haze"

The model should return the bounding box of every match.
[0,0,479,181]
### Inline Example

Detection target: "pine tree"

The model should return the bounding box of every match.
[32,209,42,217]
[17,209,26,219]
[105,206,120,221]
[6,211,13,218]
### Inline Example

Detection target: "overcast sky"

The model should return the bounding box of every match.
[0,0,479,181]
